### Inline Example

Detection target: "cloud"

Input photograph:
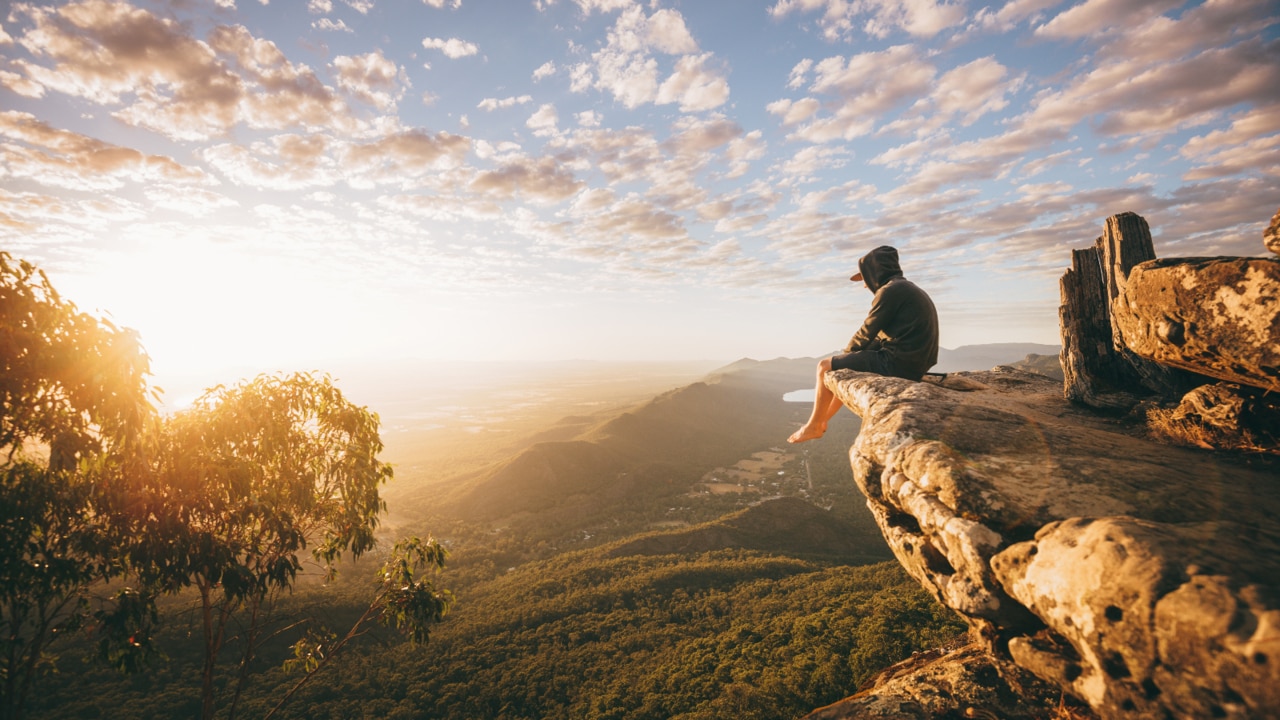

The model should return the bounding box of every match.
[769,0,966,40]
[973,0,1066,32]
[532,61,556,81]
[774,145,851,180]
[313,18,352,32]
[881,56,1021,135]
[0,69,46,98]
[655,53,729,112]
[207,24,351,134]
[780,45,936,142]
[201,134,340,190]
[1020,38,1280,139]
[0,110,209,191]
[342,128,471,187]
[11,1,244,138]
[422,0,462,7]
[645,8,698,54]
[308,0,333,12]
[0,188,144,240]
[765,97,820,126]
[144,184,239,217]
[526,103,559,136]
[4,3,375,141]
[590,50,658,108]
[569,0,634,16]
[882,9,1280,199]
[469,155,583,203]
[786,59,812,90]
[1035,0,1183,38]
[422,36,478,58]
[333,50,405,109]
[572,5,727,112]
[477,94,533,111]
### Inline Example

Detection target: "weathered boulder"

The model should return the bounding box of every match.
[1112,256,1280,393]
[1266,207,1279,255]
[825,366,1280,719]
[803,640,1082,719]
[994,517,1280,718]
[1147,382,1280,453]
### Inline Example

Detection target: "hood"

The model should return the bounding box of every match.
[857,245,904,292]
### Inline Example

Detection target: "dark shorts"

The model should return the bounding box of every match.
[831,349,922,380]
[831,348,890,374]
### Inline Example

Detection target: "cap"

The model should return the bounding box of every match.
[850,271,863,282]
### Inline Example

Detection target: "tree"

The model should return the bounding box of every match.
[0,252,154,720]
[265,535,453,720]
[140,372,396,720]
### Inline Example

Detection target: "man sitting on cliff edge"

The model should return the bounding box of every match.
[788,245,939,444]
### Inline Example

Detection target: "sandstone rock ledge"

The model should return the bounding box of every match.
[817,367,1280,720]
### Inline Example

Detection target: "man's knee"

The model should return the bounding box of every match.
[818,357,833,373]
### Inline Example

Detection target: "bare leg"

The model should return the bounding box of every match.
[788,357,843,443]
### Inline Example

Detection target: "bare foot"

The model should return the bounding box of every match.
[787,423,826,444]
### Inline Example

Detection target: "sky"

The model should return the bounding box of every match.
[2,0,1278,392]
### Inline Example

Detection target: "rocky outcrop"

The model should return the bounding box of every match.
[806,639,1078,719]
[1145,382,1280,453]
[1061,210,1278,454]
[1112,257,1280,393]
[821,366,1280,719]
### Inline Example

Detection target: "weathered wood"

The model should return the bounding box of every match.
[1266,206,1280,256]
[1096,212,1196,398]
[1059,246,1144,409]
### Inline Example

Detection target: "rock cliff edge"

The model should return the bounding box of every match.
[808,211,1280,720]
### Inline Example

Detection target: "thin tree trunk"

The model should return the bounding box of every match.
[199,582,221,720]
[262,602,383,720]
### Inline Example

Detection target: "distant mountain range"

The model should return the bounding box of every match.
[430,345,1060,553]
[934,343,1061,373]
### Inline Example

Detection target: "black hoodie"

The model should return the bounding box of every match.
[843,245,939,380]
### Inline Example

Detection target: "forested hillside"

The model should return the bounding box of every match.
[33,552,963,720]
[19,347,1040,719]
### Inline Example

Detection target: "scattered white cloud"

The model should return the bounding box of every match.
[770,0,966,40]
[0,110,210,191]
[526,103,559,136]
[779,45,936,142]
[656,53,729,112]
[422,36,478,58]
[532,61,557,81]
[973,0,1065,33]
[786,59,812,90]
[313,18,351,32]
[333,51,405,110]
[1035,0,1183,39]
[570,0,633,16]
[1,0,1276,363]
[478,95,533,111]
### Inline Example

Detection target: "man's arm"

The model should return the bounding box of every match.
[844,286,893,353]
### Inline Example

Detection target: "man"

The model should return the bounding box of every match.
[788,245,939,444]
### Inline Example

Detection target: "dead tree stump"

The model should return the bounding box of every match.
[1060,246,1145,409]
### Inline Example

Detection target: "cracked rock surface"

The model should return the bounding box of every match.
[826,366,1280,719]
